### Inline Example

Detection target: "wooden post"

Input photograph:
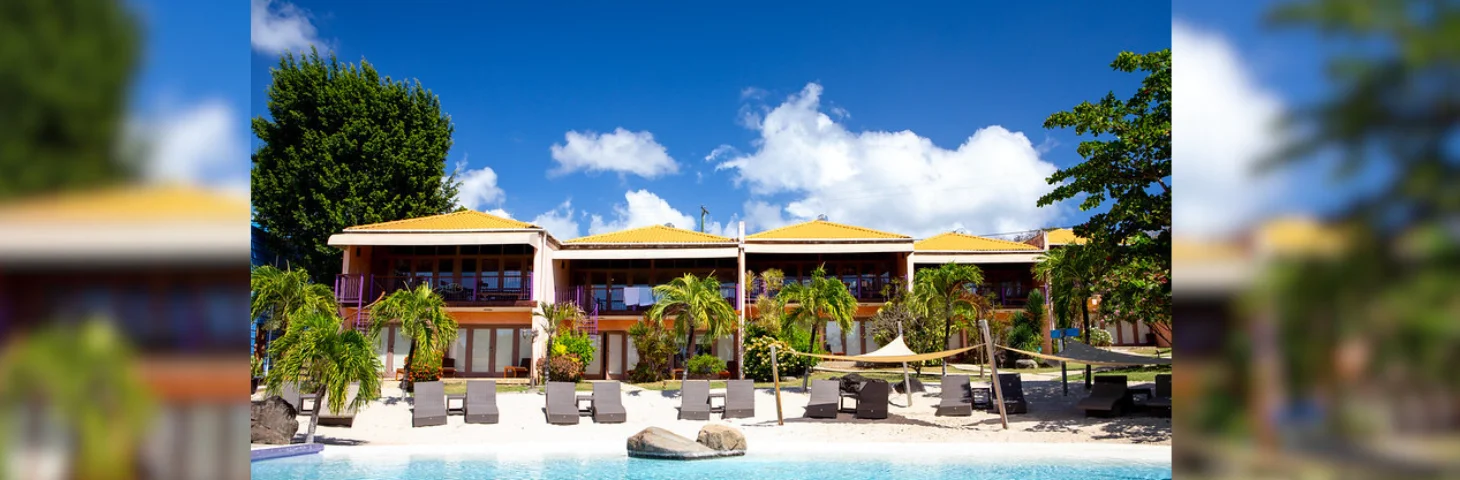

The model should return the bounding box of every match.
[771,344,784,426]
[897,321,912,408]
[980,319,1009,430]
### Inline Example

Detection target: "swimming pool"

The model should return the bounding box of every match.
[251,449,1172,480]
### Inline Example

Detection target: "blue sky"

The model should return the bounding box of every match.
[245,1,1171,240]
[124,0,1345,242]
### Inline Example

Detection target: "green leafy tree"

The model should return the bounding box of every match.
[534,301,587,384]
[0,0,141,199]
[250,265,338,363]
[264,309,382,444]
[252,48,460,283]
[0,319,154,480]
[747,269,787,336]
[1034,244,1101,383]
[778,266,857,356]
[369,283,456,389]
[910,263,985,376]
[1038,49,1171,334]
[648,273,737,389]
[866,280,942,374]
[627,314,677,382]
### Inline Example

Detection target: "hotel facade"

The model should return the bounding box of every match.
[327,210,1159,381]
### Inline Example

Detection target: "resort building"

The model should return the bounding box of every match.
[325,211,1155,381]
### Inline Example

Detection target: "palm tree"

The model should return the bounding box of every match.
[250,265,337,363]
[648,273,737,389]
[1033,244,1101,385]
[747,269,786,335]
[369,283,456,388]
[910,263,985,376]
[265,309,382,444]
[534,300,587,384]
[0,318,155,480]
[778,266,857,356]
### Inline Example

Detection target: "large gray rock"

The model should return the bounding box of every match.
[696,424,746,451]
[251,396,299,445]
[893,378,925,394]
[626,427,744,460]
[1015,359,1039,369]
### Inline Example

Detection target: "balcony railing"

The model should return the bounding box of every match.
[557,284,739,315]
[746,275,893,302]
[335,273,534,309]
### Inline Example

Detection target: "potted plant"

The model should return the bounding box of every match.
[685,354,726,380]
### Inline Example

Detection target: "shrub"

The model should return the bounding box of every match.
[628,315,676,382]
[537,355,583,382]
[685,354,726,376]
[742,335,817,381]
[554,330,596,367]
[407,350,443,386]
[1088,328,1113,347]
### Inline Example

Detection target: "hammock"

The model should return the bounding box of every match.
[785,335,983,363]
[997,341,1171,367]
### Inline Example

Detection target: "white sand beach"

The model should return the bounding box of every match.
[256,377,1170,453]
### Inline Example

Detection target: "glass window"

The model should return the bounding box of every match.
[494,329,514,376]
[516,329,532,369]
[471,329,493,373]
[414,260,433,285]
[460,260,478,295]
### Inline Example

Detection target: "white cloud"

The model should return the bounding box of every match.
[454,162,506,211]
[549,128,679,179]
[1172,21,1285,238]
[587,190,727,236]
[531,200,581,239]
[484,208,513,219]
[251,0,323,55]
[130,98,247,188]
[704,144,738,162]
[716,83,1063,238]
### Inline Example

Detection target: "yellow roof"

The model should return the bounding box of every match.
[344,210,536,231]
[1172,238,1249,263]
[566,224,733,244]
[0,184,248,223]
[746,219,909,240]
[1046,228,1087,245]
[914,232,1040,251]
[1254,216,1344,254]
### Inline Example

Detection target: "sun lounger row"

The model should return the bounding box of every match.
[934,373,1028,417]
[805,378,889,420]
[1078,374,1172,417]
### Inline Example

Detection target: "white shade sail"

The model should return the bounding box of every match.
[788,335,982,363]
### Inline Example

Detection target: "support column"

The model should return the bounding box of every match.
[736,221,747,380]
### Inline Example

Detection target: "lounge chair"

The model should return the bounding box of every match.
[1078,382,1130,417]
[805,380,838,419]
[994,373,1029,414]
[276,383,302,413]
[465,380,499,424]
[1140,374,1171,416]
[318,383,361,427]
[545,382,580,425]
[936,375,973,416]
[591,382,627,424]
[411,381,447,427]
[855,380,889,420]
[678,380,712,420]
[723,380,755,419]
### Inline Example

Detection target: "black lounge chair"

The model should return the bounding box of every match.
[411,381,447,427]
[318,383,361,427]
[545,382,580,425]
[465,380,499,424]
[994,373,1029,414]
[723,380,755,419]
[591,382,627,423]
[1140,374,1171,416]
[679,380,712,420]
[805,380,838,419]
[855,380,889,420]
[936,375,974,416]
[1078,382,1130,417]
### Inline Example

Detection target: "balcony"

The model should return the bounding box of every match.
[746,275,894,303]
[335,273,534,308]
[557,284,739,316]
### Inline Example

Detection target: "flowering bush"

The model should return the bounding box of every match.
[537,355,583,382]
[742,335,816,381]
[407,350,443,386]
[1088,328,1113,347]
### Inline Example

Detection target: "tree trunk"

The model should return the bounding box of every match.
[682,327,696,391]
[405,340,417,390]
[305,384,326,444]
[942,301,952,376]
[1082,300,1091,389]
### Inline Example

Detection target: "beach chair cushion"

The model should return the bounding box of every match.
[411,381,447,428]
[723,380,755,419]
[464,380,499,424]
[592,382,627,424]
[679,380,712,420]
[545,382,580,425]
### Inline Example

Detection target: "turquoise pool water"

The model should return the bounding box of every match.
[251,454,1173,479]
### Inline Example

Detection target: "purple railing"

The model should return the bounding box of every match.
[335,272,535,316]
[746,275,891,302]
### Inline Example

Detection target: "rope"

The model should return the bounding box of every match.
[782,344,984,363]
[994,343,1171,367]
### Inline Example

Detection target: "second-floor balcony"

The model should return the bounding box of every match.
[556,284,738,316]
[745,274,895,303]
[335,272,534,308]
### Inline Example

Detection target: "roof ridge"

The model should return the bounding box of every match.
[344,210,535,231]
[565,224,733,243]
[747,219,909,239]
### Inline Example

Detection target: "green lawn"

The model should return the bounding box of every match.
[1069,365,1172,382]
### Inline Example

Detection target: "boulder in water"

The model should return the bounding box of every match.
[251,396,299,445]
[627,427,744,460]
[696,424,746,451]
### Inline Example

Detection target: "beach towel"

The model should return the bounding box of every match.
[622,286,640,306]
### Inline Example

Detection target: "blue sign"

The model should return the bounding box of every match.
[1064,328,1081,338]
[1051,330,1064,339]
